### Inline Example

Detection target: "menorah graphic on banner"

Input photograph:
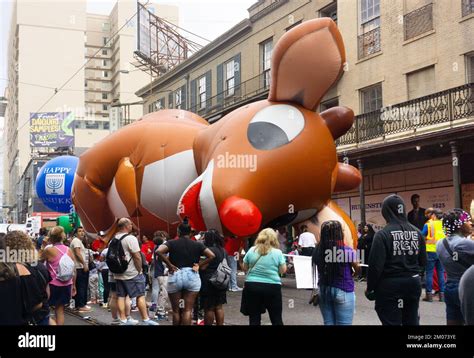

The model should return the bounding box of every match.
[45,174,65,196]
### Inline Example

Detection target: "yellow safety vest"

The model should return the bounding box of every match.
[426,219,445,252]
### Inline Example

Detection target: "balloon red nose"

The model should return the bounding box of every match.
[218,196,262,237]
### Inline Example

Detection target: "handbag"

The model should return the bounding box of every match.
[209,248,232,289]
[240,251,265,316]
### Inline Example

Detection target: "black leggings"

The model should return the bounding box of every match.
[101,269,110,304]
[243,282,283,325]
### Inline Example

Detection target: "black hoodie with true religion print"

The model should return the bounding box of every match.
[367,194,427,292]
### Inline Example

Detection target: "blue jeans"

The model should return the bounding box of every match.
[319,285,355,325]
[445,281,463,321]
[228,255,239,290]
[425,251,445,293]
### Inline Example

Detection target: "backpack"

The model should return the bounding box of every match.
[209,250,232,290]
[106,234,131,274]
[55,246,75,282]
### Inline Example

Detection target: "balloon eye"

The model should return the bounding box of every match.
[247,104,304,150]
[247,122,289,150]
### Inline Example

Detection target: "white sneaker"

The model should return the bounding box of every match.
[231,287,243,292]
[141,319,159,326]
[125,317,139,325]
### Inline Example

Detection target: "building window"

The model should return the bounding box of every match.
[86,121,99,129]
[102,49,108,55]
[319,1,337,23]
[155,98,165,110]
[175,88,182,109]
[360,0,380,24]
[102,23,110,31]
[198,76,206,108]
[102,104,109,111]
[102,93,108,100]
[103,71,109,78]
[103,122,110,130]
[360,83,383,113]
[406,66,435,100]
[85,80,87,87]
[403,3,433,41]
[358,0,381,59]
[466,52,474,83]
[103,37,109,45]
[225,60,235,96]
[103,59,108,66]
[261,38,273,89]
[462,0,474,17]
[285,20,302,32]
[320,97,339,112]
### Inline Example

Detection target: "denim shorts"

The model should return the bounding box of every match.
[167,267,201,294]
[116,274,146,298]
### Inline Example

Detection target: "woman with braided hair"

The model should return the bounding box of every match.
[312,220,360,325]
[437,209,474,325]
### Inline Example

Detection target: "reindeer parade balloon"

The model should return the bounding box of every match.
[72,18,362,245]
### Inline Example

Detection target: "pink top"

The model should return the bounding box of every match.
[47,244,73,287]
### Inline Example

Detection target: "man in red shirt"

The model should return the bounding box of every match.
[91,231,107,253]
[140,235,155,265]
[224,236,243,291]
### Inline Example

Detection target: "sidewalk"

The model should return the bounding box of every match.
[68,274,446,325]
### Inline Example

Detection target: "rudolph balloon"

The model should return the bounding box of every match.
[72,19,361,245]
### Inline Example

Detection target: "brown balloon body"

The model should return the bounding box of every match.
[72,18,362,246]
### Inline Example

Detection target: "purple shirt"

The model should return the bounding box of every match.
[315,245,355,293]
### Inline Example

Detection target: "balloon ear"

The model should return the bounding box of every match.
[268,18,345,111]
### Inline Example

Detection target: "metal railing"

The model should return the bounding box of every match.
[186,72,270,118]
[462,0,474,17]
[358,27,381,60]
[337,83,473,146]
[404,3,433,41]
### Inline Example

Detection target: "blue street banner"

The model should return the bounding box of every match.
[30,112,75,148]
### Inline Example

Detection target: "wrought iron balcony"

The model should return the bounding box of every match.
[358,27,381,60]
[462,0,474,17]
[404,3,433,41]
[337,83,473,146]
[187,72,270,118]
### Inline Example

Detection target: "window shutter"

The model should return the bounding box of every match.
[234,53,241,93]
[181,84,187,110]
[168,92,173,109]
[205,70,212,108]
[470,55,474,83]
[190,79,197,111]
[217,63,224,104]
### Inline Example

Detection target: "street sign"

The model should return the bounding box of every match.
[109,107,122,133]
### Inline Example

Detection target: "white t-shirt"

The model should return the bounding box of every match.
[112,233,141,281]
[298,232,316,248]
[70,237,87,269]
